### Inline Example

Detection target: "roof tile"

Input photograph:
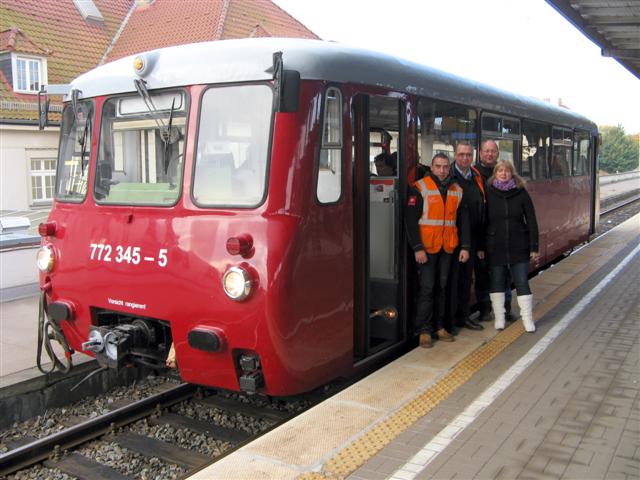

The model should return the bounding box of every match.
[1,0,318,122]
[0,27,50,55]
[222,0,320,40]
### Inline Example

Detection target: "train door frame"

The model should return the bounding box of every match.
[352,93,408,362]
[590,132,601,234]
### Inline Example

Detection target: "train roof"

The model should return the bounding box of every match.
[66,38,596,131]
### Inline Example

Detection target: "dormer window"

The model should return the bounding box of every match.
[12,54,47,93]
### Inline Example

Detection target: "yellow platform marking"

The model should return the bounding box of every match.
[298,216,640,480]
[295,325,521,480]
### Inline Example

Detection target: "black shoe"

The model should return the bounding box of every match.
[479,310,493,322]
[460,318,484,330]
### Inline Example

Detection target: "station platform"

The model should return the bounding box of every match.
[0,293,91,388]
[190,213,639,480]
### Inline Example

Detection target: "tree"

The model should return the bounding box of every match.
[598,125,639,173]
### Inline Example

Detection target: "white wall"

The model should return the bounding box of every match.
[0,246,39,289]
[0,124,59,211]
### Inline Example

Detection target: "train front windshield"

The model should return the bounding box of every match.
[192,84,273,207]
[95,91,187,205]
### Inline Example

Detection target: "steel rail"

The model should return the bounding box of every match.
[0,383,196,476]
[600,193,640,215]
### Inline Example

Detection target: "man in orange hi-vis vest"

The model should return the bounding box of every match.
[405,153,470,348]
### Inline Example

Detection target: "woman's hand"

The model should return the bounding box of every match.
[477,250,485,260]
[530,251,540,261]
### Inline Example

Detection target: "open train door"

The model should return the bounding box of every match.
[352,94,408,361]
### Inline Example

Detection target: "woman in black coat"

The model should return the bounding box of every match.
[484,160,539,332]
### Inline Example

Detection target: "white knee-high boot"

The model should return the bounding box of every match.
[490,292,506,330]
[518,294,535,332]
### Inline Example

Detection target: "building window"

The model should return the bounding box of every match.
[13,55,46,93]
[30,157,56,203]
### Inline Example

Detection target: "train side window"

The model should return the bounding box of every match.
[551,127,572,177]
[573,131,590,176]
[522,121,550,180]
[481,113,521,172]
[417,99,477,167]
[317,87,343,203]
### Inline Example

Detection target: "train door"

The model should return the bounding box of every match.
[352,94,406,359]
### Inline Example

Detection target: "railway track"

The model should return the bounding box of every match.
[599,192,640,216]
[0,380,303,479]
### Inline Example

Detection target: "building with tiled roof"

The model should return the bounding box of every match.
[104,0,318,63]
[0,0,318,211]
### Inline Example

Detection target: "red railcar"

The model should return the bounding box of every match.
[36,39,598,396]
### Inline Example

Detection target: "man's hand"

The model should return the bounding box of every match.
[415,250,427,264]
[459,249,470,263]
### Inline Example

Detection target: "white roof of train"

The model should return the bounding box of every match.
[65,38,595,131]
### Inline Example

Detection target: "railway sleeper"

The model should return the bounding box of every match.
[43,452,132,480]
[149,412,250,443]
[196,395,292,423]
[107,431,210,469]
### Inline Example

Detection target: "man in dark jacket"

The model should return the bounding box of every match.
[448,142,485,332]
[406,153,470,348]
[475,139,515,322]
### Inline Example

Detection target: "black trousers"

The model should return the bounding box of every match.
[474,256,491,313]
[447,244,475,328]
[414,251,452,335]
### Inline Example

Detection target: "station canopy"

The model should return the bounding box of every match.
[546,0,640,79]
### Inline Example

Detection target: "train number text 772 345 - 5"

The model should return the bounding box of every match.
[89,243,168,267]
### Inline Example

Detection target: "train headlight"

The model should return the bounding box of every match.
[222,266,252,301]
[36,245,55,272]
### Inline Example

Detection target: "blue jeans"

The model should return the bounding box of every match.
[490,261,531,296]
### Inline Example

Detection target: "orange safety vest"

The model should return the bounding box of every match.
[415,176,463,254]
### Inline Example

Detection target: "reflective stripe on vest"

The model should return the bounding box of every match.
[415,176,462,254]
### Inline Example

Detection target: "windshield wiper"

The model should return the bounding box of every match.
[162,97,176,174]
[79,116,91,176]
[133,78,165,130]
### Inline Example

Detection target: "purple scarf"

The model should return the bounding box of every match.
[492,178,517,191]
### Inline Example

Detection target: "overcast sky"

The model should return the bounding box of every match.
[273,0,640,134]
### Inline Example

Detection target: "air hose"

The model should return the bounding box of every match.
[36,292,73,374]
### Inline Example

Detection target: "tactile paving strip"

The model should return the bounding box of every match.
[297,323,526,480]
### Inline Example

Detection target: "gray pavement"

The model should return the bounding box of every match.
[349,240,639,480]
[0,294,90,387]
